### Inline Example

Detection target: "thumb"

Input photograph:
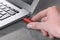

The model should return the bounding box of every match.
[27,22,44,30]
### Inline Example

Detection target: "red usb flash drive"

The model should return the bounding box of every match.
[23,18,33,23]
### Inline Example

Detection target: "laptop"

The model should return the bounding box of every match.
[0,0,39,28]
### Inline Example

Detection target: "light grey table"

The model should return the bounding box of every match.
[0,0,60,40]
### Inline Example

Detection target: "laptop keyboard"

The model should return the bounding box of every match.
[0,2,19,20]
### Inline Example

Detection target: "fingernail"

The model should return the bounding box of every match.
[27,24,33,28]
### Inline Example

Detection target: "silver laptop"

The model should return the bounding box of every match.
[0,0,39,28]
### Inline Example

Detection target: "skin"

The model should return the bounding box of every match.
[27,6,60,39]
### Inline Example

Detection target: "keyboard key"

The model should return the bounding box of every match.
[0,9,3,12]
[0,11,7,14]
[12,9,19,13]
[9,7,19,13]
[7,10,16,15]
[3,8,10,11]
[2,2,7,6]
[0,2,20,20]
[0,14,2,17]
[0,13,10,20]
[0,3,2,6]
[0,4,2,6]
[0,5,6,9]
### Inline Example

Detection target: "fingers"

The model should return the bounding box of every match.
[41,29,47,36]
[41,28,54,39]
[27,22,41,29]
[31,9,48,21]
[47,6,60,21]
[32,6,60,22]
[27,22,54,39]
[41,30,54,39]
[40,17,48,37]
[27,22,46,30]
[41,17,47,22]
[27,6,60,39]
[49,33,54,39]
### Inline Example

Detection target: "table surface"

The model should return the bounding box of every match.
[0,0,60,40]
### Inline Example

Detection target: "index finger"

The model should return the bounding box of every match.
[31,9,48,21]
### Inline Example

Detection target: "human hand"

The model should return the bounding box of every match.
[27,6,60,39]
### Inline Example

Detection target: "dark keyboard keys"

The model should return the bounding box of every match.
[0,3,2,6]
[0,5,6,9]
[0,13,10,20]
[8,7,19,13]
[12,9,19,13]
[3,8,10,11]
[7,10,16,15]
[0,11,7,15]
[0,14,3,17]
[0,2,19,20]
